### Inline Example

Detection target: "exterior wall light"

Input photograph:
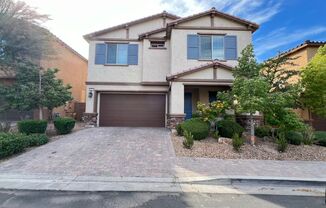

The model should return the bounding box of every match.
[88,88,94,98]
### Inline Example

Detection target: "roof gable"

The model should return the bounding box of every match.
[84,11,179,40]
[167,61,233,81]
[167,7,259,31]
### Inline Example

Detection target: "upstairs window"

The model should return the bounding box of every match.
[187,34,237,60]
[150,41,165,48]
[95,43,138,65]
[199,35,224,60]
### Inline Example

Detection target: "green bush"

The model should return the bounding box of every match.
[232,134,244,152]
[285,131,303,145]
[183,130,194,149]
[255,125,272,138]
[191,112,201,118]
[216,120,244,138]
[181,118,210,140]
[54,117,75,135]
[176,123,183,136]
[26,134,48,147]
[315,131,326,147]
[18,120,47,135]
[0,133,27,158]
[276,133,288,152]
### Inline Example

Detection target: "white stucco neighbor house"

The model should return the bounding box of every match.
[83,7,259,128]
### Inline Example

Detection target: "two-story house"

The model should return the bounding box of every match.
[83,8,259,128]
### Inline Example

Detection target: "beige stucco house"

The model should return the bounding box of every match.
[83,8,259,127]
[279,40,326,130]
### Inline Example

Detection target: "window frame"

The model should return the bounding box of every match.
[106,43,129,65]
[199,35,225,61]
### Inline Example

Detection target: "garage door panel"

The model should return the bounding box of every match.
[99,94,166,127]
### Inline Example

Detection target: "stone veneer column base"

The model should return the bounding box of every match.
[82,113,98,127]
[236,115,263,131]
[167,114,185,129]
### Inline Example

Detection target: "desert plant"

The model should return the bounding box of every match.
[212,131,219,141]
[276,133,288,152]
[255,125,272,138]
[54,117,75,135]
[181,118,210,140]
[183,130,194,149]
[232,133,244,152]
[301,126,315,145]
[17,120,47,135]
[216,120,244,138]
[285,130,303,145]
[0,121,11,132]
[176,123,183,136]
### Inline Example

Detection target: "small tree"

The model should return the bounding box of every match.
[301,45,326,118]
[232,45,269,144]
[0,63,72,120]
[41,68,72,119]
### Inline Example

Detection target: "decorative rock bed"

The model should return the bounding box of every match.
[171,134,326,161]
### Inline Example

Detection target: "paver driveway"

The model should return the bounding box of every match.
[0,128,175,177]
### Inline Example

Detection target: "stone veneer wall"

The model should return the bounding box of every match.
[167,114,185,129]
[236,115,263,131]
[83,112,98,127]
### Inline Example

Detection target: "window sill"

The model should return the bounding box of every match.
[198,59,227,62]
[148,47,167,50]
[103,64,129,67]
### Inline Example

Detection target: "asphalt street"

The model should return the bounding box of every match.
[0,190,324,208]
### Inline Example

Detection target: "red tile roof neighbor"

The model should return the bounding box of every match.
[279,40,326,57]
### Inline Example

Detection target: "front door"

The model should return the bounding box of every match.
[184,92,192,120]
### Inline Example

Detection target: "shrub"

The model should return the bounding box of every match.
[0,133,27,158]
[176,123,183,136]
[232,134,244,152]
[301,126,315,145]
[212,131,219,141]
[54,117,75,135]
[276,133,288,152]
[26,134,49,147]
[0,122,11,133]
[315,131,326,147]
[181,118,209,140]
[183,130,194,149]
[191,112,201,118]
[255,125,272,138]
[216,120,244,138]
[285,130,302,145]
[18,120,47,135]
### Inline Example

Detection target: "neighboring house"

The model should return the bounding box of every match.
[83,8,259,128]
[0,30,88,121]
[279,40,326,131]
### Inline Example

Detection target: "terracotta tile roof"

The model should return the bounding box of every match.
[167,7,259,31]
[84,11,180,40]
[279,40,326,57]
[166,61,233,81]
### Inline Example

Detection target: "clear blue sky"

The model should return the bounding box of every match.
[24,0,326,61]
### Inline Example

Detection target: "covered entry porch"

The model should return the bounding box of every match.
[166,61,234,128]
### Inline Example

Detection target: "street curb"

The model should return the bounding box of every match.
[0,174,324,196]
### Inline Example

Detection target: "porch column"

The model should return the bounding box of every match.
[167,82,185,128]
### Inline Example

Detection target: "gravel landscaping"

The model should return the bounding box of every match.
[171,133,326,161]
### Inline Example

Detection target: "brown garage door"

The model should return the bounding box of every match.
[99,93,166,127]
